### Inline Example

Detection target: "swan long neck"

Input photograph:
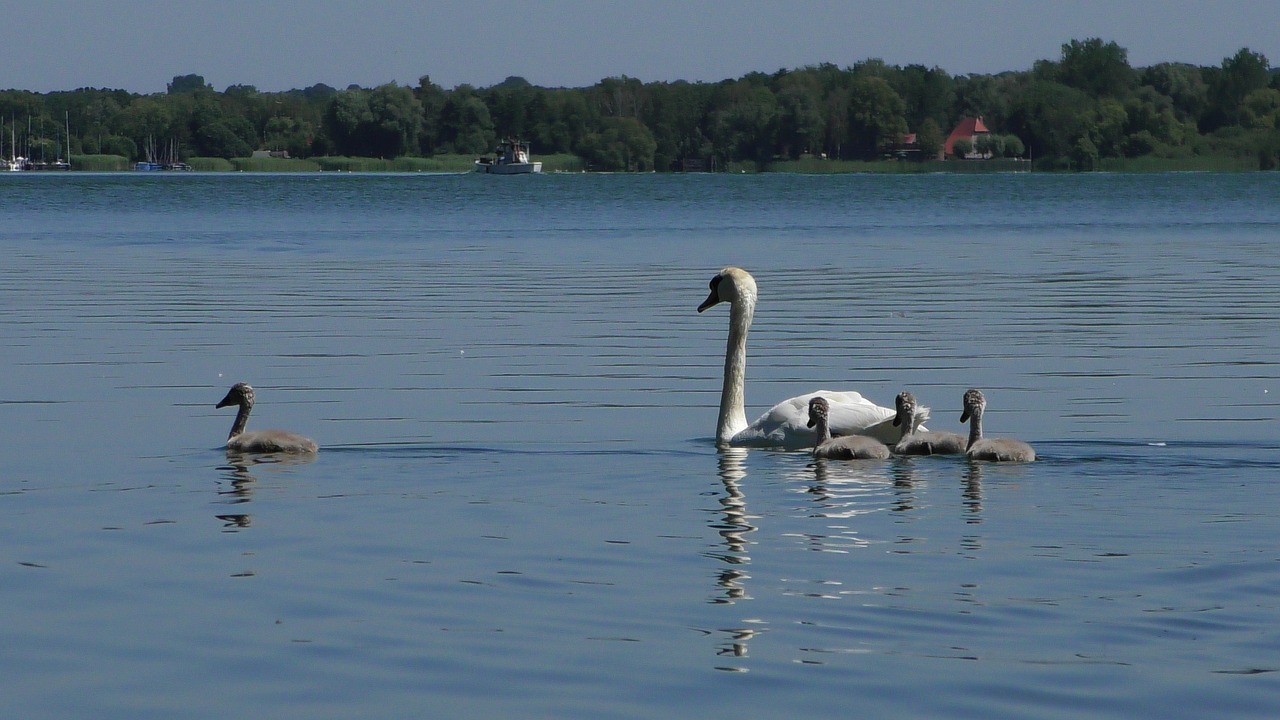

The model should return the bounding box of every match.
[718,293,754,445]
[900,409,919,442]
[812,413,832,451]
[228,402,252,441]
[966,406,984,450]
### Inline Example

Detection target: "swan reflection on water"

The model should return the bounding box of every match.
[214,450,316,530]
[801,456,912,519]
[962,461,985,521]
[704,447,763,670]
[707,448,754,592]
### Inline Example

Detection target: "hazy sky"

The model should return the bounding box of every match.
[3,0,1276,93]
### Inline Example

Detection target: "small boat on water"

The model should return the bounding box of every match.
[474,138,542,174]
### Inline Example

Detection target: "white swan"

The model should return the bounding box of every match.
[893,391,966,455]
[808,396,890,460]
[698,267,918,449]
[960,388,1035,462]
[216,382,318,454]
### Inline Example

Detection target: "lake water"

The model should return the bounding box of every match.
[1,170,1278,718]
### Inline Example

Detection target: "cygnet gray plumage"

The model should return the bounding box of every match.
[893,391,966,455]
[216,382,318,454]
[960,388,1035,462]
[807,396,891,460]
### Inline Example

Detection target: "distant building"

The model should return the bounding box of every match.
[944,117,991,159]
[891,132,923,160]
[251,149,291,159]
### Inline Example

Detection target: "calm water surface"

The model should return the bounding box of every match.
[2,171,1279,718]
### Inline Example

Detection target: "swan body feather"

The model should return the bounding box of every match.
[699,267,918,449]
[738,390,901,449]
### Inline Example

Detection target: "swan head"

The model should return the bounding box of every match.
[698,267,757,313]
[216,382,255,410]
[806,396,830,428]
[960,388,986,423]
[893,391,932,429]
[893,391,917,427]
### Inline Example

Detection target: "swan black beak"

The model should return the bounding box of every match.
[959,408,971,423]
[697,290,721,313]
[806,417,816,428]
[892,415,901,427]
[216,391,237,409]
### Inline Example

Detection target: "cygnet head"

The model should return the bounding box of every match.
[960,388,986,423]
[806,395,830,428]
[216,382,255,410]
[893,391,918,428]
[697,267,757,313]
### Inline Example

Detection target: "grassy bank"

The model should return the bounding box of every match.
[1097,155,1261,172]
[309,154,586,172]
[62,152,1274,174]
[71,154,131,171]
[767,157,1034,173]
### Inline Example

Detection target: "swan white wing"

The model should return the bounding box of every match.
[731,390,899,449]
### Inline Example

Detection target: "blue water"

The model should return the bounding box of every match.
[1,171,1279,718]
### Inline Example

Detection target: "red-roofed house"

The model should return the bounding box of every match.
[891,132,921,159]
[944,117,991,159]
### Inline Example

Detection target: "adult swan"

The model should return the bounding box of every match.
[698,267,916,449]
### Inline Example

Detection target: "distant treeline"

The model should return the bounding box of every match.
[3,38,1279,171]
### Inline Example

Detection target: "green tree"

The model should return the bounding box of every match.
[1124,86,1180,146]
[485,78,540,141]
[1071,134,1099,169]
[708,81,779,164]
[593,76,646,119]
[1207,48,1272,128]
[1006,80,1093,164]
[1058,39,1135,98]
[1142,63,1208,123]
[1001,134,1025,158]
[951,137,973,159]
[323,84,422,158]
[953,73,1012,130]
[974,133,1003,158]
[117,96,180,159]
[1242,88,1280,129]
[846,76,907,159]
[366,83,422,158]
[578,116,657,171]
[645,80,713,169]
[323,88,374,156]
[1091,97,1129,157]
[822,86,851,158]
[774,72,825,158]
[915,117,944,160]
[100,135,136,159]
[894,64,955,131]
[263,116,317,157]
[437,86,495,154]
[194,120,253,158]
[416,75,447,153]
[167,74,210,95]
